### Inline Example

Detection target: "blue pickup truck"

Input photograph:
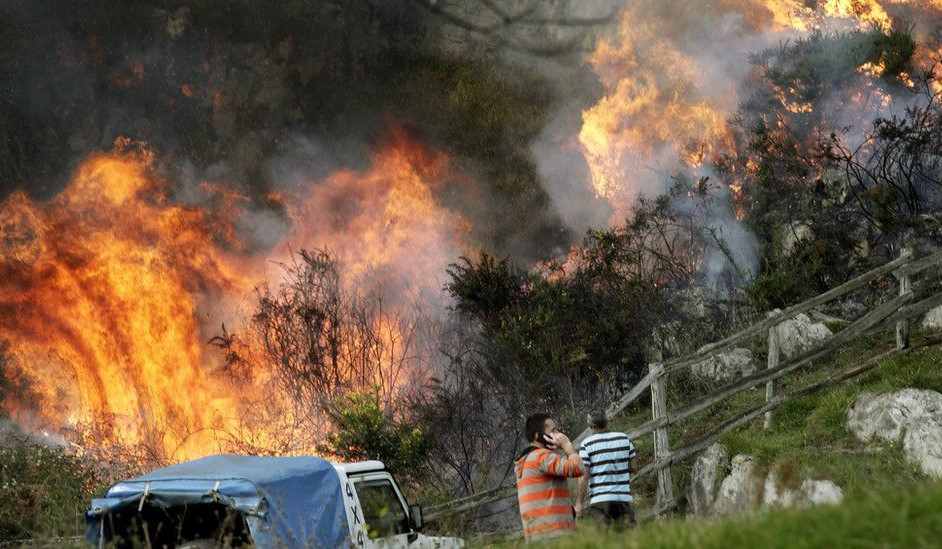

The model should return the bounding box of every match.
[86,454,463,548]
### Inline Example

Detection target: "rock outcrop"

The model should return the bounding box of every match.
[800,479,845,505]
[922,305,942,330]
[712,455,762,516]
[781,222,813,258]
[774,312,833,358]
[686,443,730,516]
[680,285,722,320]
[691,348,757,383]
[903,422,942,479]
[686,446,844,517]
[762,467,843,508]
[846,389,942,479]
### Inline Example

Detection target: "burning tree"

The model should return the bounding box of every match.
[217,248,428,408]
[823,77,942,241]
[715,27,939,307]
[210,248,437,463]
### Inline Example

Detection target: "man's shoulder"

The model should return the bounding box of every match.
[516,447,553,465]
[583,431,631,445]
[582,431,631,450]
[525,447,556,460]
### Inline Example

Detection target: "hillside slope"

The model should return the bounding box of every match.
[484,329,942,547]
[553,479,942,548]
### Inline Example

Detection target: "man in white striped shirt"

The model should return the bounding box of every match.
[577,410,638,527]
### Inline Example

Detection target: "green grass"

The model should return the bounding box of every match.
[546,479,942,548]
[716,336,942,499]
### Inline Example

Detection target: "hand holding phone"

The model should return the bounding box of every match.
[547,431,571,450]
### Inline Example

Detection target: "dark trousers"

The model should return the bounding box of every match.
[588,501,635,529]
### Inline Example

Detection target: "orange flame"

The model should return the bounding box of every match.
[0,142,253,461]
[279,128,471,396]
[284,128,471,287]
[579,0,937,220]
[0,131,470,464]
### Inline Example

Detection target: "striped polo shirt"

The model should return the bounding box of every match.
[579,431,637,505]
[514,447,585,542]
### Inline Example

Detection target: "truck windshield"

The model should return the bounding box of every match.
[354,478,409,539]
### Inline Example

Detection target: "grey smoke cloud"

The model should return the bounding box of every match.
[527,0,942,284]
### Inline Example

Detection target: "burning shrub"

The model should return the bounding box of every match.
[822,80,942,242]
[871,28,917,77]
[720,27,924,306]
[209,247,440,457]
[240,248,430,407]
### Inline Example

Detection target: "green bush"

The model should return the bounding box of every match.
[871,27,916,77]
[742,241,827,310]
[319,390,431,489]
[0,434,102,542]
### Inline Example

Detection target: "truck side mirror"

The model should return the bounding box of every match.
[409,503,424,532]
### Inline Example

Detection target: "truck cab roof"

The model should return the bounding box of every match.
[331,460,386,475]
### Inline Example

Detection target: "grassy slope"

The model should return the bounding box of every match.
[553,479,942,548]
[607,329,942,507]
[477,329,942,547]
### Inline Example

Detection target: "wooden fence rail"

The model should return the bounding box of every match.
[425,249,942,524]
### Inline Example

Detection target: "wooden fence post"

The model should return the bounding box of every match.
[764,323,780,430]
[897,248,913,350]
[649,363,673,510]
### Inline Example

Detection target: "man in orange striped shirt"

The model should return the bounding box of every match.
[514,413,585,542]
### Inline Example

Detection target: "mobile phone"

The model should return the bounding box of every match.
[536,432,553,447]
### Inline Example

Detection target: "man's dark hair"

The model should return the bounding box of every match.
[587,410,608,430]
[524,413,551,443]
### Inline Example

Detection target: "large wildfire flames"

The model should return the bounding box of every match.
[0,133,467,464]
[578,0,942,220]
[3,0,942,466]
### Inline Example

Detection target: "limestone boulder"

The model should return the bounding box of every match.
[781,222,813,258]
[774,312,833,358]
[846,389,942,479]
[763,469,844,508]
[902,420,942,479]
[846,389,942,442]
[800,480,844,506]
[686,443,730,517]
[712,455,761,516]
[922,305,942,330]
[680,285,722,320]
[836,299,867,321]
[691,348,757,383]
[761,468,798,508]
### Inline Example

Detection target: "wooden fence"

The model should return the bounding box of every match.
[425,248,942,523]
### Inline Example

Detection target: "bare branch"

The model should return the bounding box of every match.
[414,0,616,56]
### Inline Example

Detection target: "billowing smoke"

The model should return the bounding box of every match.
[529,0,942,285]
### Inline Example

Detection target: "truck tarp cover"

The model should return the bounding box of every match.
[85,454,350,548]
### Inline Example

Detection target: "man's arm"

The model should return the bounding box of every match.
[540,432,584,478]
[627,439,638,473]
[577,470,589,515]
[577,444,590,515]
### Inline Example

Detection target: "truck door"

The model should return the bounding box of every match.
[349,473,413,548]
